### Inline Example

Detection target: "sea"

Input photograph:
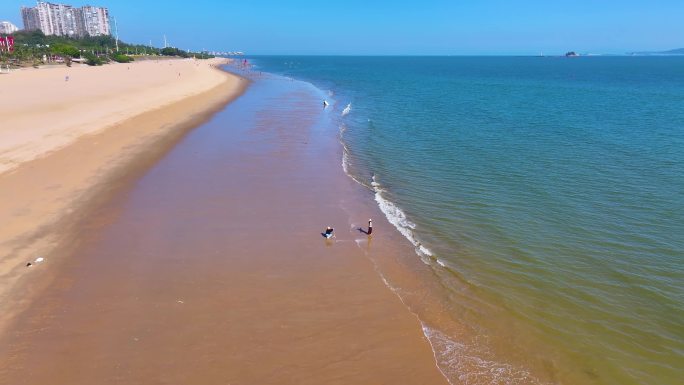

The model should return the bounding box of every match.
[239,56,684,385]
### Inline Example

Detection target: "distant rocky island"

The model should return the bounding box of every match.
[628,48,684,55]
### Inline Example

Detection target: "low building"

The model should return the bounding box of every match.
[0,21,19,34]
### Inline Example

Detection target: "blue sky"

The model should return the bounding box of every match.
[1,0,682,55]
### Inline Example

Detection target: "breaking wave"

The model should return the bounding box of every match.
[423,326,545,385]
[341,103,352,116]
[371,175,434,259]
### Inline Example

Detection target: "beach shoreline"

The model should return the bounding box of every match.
[0,68,450,384]
[0,58,249,333]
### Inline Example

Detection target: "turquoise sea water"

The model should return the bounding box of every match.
[246,57,684,384]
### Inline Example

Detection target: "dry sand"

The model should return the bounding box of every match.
[0,58,249,328]
[0,58,233,175]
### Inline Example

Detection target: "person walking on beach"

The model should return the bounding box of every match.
[323,226,334,239]
[367,219,373,235]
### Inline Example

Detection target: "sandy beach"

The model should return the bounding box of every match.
[0,58,249,329]
[0,65,449,383]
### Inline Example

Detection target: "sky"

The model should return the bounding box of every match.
[1,0,683,55]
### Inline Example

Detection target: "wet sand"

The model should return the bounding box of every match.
[0,73,449,383]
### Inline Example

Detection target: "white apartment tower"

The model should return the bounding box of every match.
[37,1,81,36]
[21,1,111,38]
[21,6,41,31]
[81,6,110,36]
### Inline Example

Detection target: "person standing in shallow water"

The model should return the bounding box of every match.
[367,219,373,235]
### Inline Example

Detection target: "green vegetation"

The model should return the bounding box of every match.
[0,30,215,68]
[83,52,104,66]
[51,43,80,58]
[110,54,134,63]
[161,47,188,57]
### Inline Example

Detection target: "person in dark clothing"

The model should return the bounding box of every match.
[367,219,373,235]
[323,226,334,239]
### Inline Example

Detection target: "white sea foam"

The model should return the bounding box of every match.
[341,103,352,116]
[372,175,434,260]
[340,138,373,190]
[422,325,545,385]
[419,244,434,257]
[342,150,350,175]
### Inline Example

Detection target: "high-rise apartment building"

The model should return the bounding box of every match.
[38,1,81,36]
[20,1,111,38]
[81,6,110,36]
[21,6,41,31]
[0,21,19,34]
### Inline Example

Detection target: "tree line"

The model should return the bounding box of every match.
[0,30,214,67]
